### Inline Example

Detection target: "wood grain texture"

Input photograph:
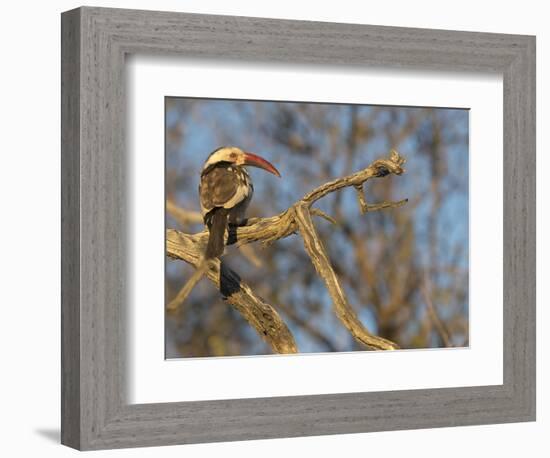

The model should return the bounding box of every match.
[61,6,536,450]
[61,7,81,449]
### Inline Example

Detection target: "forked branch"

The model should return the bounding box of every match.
[166,150,407,353]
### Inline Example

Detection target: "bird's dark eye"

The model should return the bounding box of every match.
[230,152,237,159]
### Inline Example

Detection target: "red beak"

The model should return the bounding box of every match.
[243,152,281,177]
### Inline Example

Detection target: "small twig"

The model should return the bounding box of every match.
[166,260,210,312]
[362,199,409,212]
[354,185,369,214]
[310,208,338,225]
[354,184,408,215]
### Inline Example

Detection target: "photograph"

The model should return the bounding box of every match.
[8,1,534,454]
[165,97,469,358]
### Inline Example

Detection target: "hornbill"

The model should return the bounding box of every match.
[199,146,281,259]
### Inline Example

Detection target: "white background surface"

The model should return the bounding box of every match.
[129,58,503,403]
[0,1,546,457]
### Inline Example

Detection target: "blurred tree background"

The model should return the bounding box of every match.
[165,97,469,358]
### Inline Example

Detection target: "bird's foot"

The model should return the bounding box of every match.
[229,217,259,228]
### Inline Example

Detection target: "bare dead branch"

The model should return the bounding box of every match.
[354,184,408,215]
[294,204,398,350]
[167,232,297,354]
[301,149,405,205]
[166,150,407,353]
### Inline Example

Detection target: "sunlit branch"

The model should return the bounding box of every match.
[166,150,407,352]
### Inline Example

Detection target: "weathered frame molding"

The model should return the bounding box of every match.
[61,6,536,450]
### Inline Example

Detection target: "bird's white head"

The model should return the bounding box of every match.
[202,146,281,177]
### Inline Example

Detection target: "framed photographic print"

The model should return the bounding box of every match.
[163,97,468,358]
[61,6,535,450]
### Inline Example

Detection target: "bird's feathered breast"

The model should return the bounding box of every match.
[199,162,252,217]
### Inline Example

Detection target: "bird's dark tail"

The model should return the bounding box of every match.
[205,208,229,259]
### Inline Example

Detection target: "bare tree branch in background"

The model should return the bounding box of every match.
[421,275,453,348]
[166,199,204,225]
[166,150,407,353]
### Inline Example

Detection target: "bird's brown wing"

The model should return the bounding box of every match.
[199,166,239,213]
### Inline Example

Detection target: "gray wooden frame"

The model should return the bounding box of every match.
[61,6,536,450]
